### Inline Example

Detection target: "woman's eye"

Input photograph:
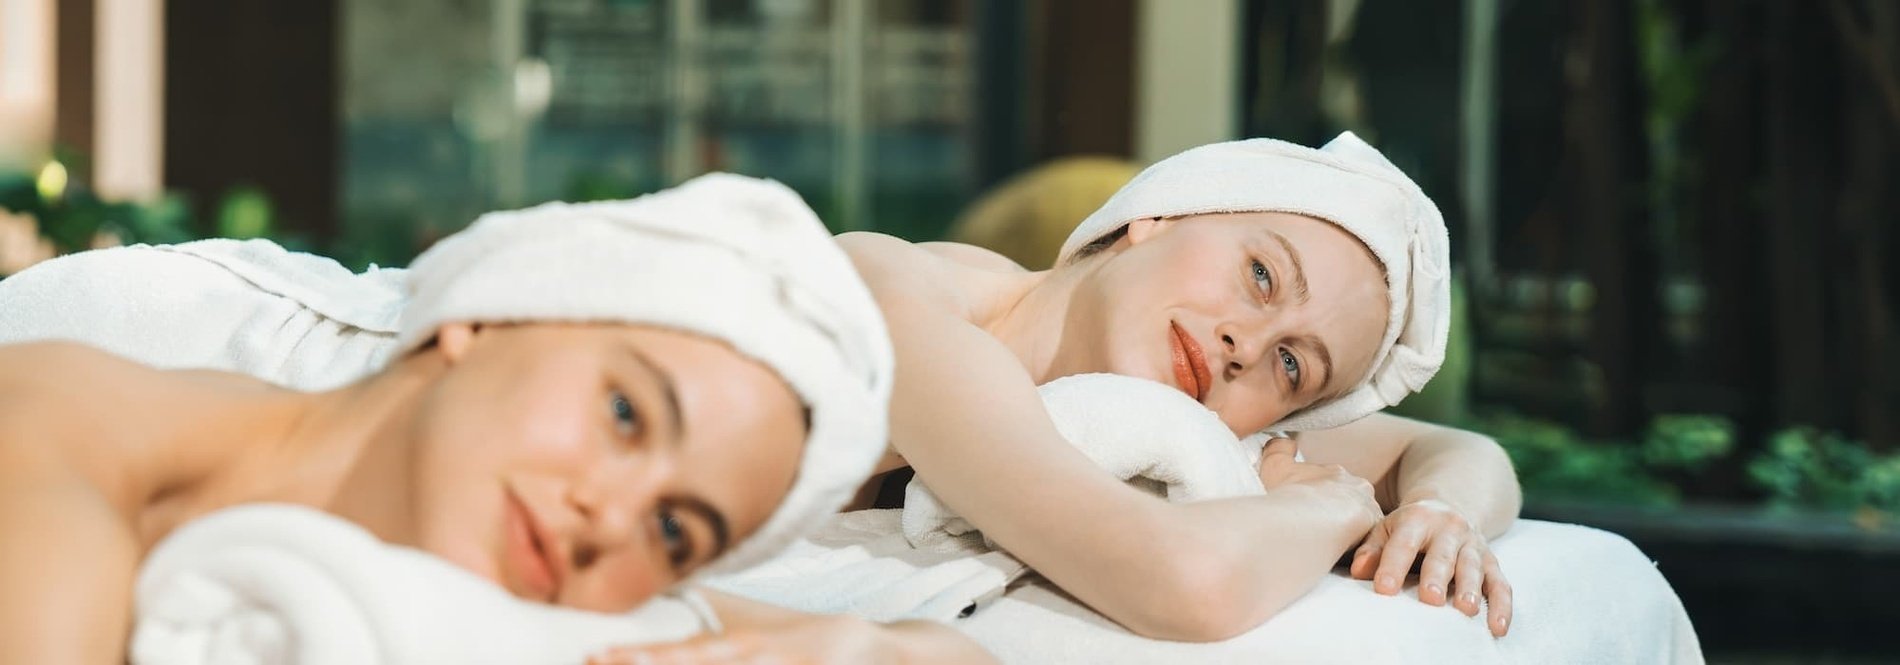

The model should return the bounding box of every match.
[657,508,689,569]
[1251,259,1273,297]
[609,391,641,439]
[1279,349,1302,387]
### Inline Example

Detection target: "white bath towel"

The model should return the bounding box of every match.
[705,510,1029,624]
[957,518,1704,664]
[902,372,1267,551]
[132,504,709,665]
[1058,132,1452,434]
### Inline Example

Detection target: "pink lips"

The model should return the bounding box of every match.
[1170,322,1213,402]
[505,488,561,602]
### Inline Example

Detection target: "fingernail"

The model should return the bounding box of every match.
[1462,592,1479,606]
[1377,576,1396,590]
[1426,584,1443,599]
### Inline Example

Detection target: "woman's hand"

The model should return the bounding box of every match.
[587,614,997,665]
[1349,499,1514,637]
[1255,437,1382,535]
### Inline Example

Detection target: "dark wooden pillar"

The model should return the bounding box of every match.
[1760,0,1845,432]
[1569,0,1657,436]
[53,0,95,160]
[164,0,338,241]
[1029,0,1135,159]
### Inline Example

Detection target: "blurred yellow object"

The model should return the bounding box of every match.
[35,160,68,202]
[947,157,1141,270]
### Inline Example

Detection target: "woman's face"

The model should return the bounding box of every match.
[1061,212,1389,434]
[400,323,804,612]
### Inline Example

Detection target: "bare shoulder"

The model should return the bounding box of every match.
[916,241,1029,274]
[835,232,967,310]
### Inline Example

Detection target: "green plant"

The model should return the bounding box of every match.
[1641,414,1735,471]
[1747,428,1900,516]
[1464,412,1678,507]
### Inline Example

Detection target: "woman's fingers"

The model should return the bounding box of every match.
[1482,552,1514,637]
[1371,519,1429,595]
[1415,532,1463,607]
[1349,519,1391,579]
[1451,544,1484,618]
[1256,437,1299,484]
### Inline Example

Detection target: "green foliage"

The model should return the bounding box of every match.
[1470,408,1895,524]
[0,159,272,261]
[1464,412,1678,507]
[1642,414,1734,470]
[1747,428,1900,515]
[215,187,276,239]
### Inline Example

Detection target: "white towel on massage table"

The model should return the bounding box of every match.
[710,372,1703,663]
[133,504,708,665]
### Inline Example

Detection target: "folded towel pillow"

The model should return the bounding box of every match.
[133,504,708,665]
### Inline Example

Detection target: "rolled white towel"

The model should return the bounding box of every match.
[132,504,708,665]
[902,373,1266,551]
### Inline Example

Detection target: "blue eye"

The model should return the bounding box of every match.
[609,391,640,439]
[1280,349,1302,387]
[1251,260,1273,296]
[657,509,689,568]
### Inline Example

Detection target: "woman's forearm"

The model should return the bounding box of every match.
[1392,428,1521,538]
[1130,486,1376,641]
[882,619,1000,664]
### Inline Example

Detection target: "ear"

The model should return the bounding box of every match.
[1123,216,1176,246]
[435,322,479,363]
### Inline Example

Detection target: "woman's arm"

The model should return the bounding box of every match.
[872,284,1377,642]
[1297,413,1520,538]
[0,433,141,663]
[590,589,999,664]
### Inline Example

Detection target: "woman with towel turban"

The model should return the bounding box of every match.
[0,175,994,663]
[838,132,1519,641]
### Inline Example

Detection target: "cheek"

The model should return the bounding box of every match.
[1214,382,1292,435]
[564,549,668,612]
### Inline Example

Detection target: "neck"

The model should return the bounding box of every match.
[211,352,442,542]
[980,264,1091,384]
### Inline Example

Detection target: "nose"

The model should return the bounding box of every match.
[567,454,675,559]
[1215,316,1271,377]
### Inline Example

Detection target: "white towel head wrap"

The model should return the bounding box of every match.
[397,173,894,574]
[1056,132,1450,433]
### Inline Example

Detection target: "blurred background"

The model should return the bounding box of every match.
[2,0,1896,661]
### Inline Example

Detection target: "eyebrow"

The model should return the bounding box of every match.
[1268,231,1311,305]
[1295,333,1336,397]
[622,342,687,447]
[674,496,731,560]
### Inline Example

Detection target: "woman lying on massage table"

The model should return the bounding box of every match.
[0,175,994,664]
[0,136,1514,658]
[836,132,1519,641]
